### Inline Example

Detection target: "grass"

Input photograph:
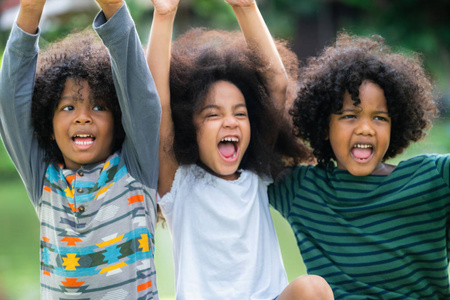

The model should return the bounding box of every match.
[0,119,449,299]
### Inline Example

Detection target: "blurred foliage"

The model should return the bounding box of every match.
[1,0,448,90]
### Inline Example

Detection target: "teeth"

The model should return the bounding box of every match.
[74,134,94,138]
[221,137,239,143]
[353,144,372,149]
[74,141,94,146]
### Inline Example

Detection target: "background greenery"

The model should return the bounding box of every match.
[0,0,449,299]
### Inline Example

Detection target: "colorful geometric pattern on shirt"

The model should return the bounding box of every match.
[40,228,153,275]
[38,152,158,299]
[269,154,450,300]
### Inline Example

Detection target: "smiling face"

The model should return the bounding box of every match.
[328,80,392,176]
[52,78,114,170]
[193,80,251,181]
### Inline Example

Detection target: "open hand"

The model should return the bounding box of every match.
[151,0,181,15]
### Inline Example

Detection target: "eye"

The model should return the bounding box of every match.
[374,116,389,122]
[62,105,74,111]
[340,114,356,120]
[93,105,108,111]
[205,113,218,118]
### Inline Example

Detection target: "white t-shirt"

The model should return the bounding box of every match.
[159,165,288,300]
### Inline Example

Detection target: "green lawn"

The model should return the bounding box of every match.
[0,119,449,299]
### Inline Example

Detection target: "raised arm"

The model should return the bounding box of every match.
[227,0,288,112]
[146,0,180,197]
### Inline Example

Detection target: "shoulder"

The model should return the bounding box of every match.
[394,154,450,183]
[274,164,324,184]
[159,164,198,201]
[396,154,450,170]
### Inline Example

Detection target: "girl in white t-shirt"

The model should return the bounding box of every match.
[146,0,334,299]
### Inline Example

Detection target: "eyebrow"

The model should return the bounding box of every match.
[337,108,389,114]
[199,103,247,112]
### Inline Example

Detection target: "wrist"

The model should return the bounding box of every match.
[17,4,45,34]
[231,2,258,20]
[97,0,124,20]
[228,1,257,9]
[153,4,179,17]
[230,2,257,14]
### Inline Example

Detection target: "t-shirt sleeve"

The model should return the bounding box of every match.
[434,154,450,188]
[268,167,298,219]
[93,4,161,190]
[0,24,47,205]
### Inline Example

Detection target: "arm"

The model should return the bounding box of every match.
[16,0,45,34]
[0,0,47,204]
[146,0,180,197]
[227,0,288,112]
[93,1,161,188]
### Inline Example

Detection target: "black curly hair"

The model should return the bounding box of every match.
[169,28,311,178]
[291,32,438,166]
[32,29,124,164]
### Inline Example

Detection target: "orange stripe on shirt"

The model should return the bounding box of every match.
[61,278,85,287]
[66,174,76,185]
[128,195,144,205]
[137,280,152,292]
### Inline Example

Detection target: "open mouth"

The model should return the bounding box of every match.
[218,137,239,160]
[73,134,95,146]
[351,144,373,160]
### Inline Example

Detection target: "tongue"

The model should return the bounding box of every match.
[352,147,372,159]
[218,142,235,158]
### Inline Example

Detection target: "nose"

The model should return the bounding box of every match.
[223,115,239,128]
[355,118,375,136]
[75,107,92,124]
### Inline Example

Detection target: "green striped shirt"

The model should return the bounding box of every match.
[269,154,450,299]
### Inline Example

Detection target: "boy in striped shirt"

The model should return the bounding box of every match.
[269,32,447,299]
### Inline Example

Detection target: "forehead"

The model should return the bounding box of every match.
[201,80,246,107]
[342,81,388,110]
[60,78,107,106]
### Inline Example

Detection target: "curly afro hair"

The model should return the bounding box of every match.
[32,29,124,164]
[291,32,438,166]
[169,28,311,178]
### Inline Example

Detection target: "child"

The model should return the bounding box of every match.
[0,0,161,298]
[147,0,333,299]
[268,32,447,299]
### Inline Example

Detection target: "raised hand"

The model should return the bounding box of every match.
[226,0,288,115]
[152,0,180,15]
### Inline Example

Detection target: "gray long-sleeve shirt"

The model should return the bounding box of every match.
[0,5,161,299]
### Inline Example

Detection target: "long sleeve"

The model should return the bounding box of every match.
[0,24,47,205]
[93,4,161,189]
